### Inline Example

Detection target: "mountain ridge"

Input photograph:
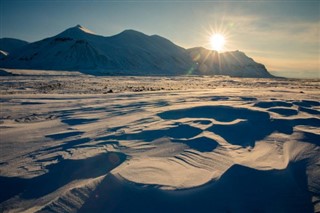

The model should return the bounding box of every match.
[0,25,273,78]
[0,38,29,55]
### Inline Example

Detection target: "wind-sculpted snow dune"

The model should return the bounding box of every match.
[0,73,319,212]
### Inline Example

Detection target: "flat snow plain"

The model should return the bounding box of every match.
[0,69,319,213]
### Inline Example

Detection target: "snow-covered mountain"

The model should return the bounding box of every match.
[0,25,273,77]
[0,38,29,54]
[188,47,272,77]
[0,50,8,60]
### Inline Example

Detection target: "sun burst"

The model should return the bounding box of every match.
[210,33,225,51]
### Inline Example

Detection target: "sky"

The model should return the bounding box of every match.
[0,0,319,78]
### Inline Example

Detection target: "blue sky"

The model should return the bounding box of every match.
[1,0,319,78]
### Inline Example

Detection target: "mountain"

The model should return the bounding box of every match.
[0,50,8,60]
[0,25,273,77]
[0,38,29,54]
[188,47,272,77]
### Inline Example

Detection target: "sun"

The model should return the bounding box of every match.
[210,34,225,51]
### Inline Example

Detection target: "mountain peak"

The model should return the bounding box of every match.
[71,24,96,34]
[56,25,97,39]
[117,29,148,37]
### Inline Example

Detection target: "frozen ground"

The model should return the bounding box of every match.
[0,69,319,212]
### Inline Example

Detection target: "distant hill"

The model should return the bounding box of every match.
[0,25,273,78]
[0,38,29,54]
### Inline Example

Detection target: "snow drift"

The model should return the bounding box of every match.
[0,71,319,212]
